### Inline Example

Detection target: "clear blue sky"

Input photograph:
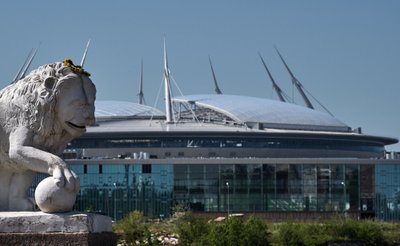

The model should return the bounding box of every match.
[1,1,399,150]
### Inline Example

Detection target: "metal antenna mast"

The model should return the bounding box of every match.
[163,39,174,123]
[208,56,222,94]
[12,49,33,83]
[258,53,288,102]
[80,39,91,67]
[138,59,146,105]
[275,47,314,109]
[12,43,40,84]
[20,45,39,79]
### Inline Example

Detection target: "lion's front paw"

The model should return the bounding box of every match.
[49,164,80,193]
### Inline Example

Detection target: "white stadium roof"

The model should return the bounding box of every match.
[95,100,164,119]
[89,96,397,145]
[173,94,350,132]
[94,95,350,132]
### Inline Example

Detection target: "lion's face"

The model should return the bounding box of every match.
[0,62,97,142]
[54,73,96,138]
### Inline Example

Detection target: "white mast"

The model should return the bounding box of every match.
[163,39,174,123]
[208,56,222,94]
[275,47,314,109]
[258,53,288,102]
[12,44,40,84]
[20,46,38,79]
[138,59,145,105]
[12,48,33,83]
[80,39,91,67]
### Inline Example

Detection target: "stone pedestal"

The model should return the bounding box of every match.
[0,212,117,246]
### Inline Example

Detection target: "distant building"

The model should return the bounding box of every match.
[29,49,400,221]
[29,94,399,221]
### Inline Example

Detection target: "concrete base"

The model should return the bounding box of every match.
[0,212,117,246]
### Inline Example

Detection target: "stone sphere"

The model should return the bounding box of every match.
[34,177,76,213]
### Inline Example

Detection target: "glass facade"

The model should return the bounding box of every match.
[71,164,173,220]
[29,161,400,221]
[375,164,400,221]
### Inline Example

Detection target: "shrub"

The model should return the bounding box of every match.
[243,216,271,246]
[201,216,272,246]
[278,221,332,246]
[278,222,305,246]
[113,210,151,245]
[354,219,384,246]
[381,223,400,245]
[204,217,246,246]
[176,212,210,245]
[205,221,229,246]
[325,217,385,246]
[225,217,246,245]
[301,223,331,246]
[154,212,272,246]
[171,202,190,220]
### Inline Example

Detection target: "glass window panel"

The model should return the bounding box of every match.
[87,165,98,174]
[233,164,249,211]
[375,164,400,220]
[329,164,343,211]
[276,164,288,194]
[249,164,262,193]
[263,164,275,193]
[220,165,233,213]
[289,164,302,195]
[204,165,219,212]
[174,164,188,180]
[152,164,172,174]
[275,164,289,211]
[303,164,317,211]
[220,164,234,183]
[189,165,204,195]
[103,164,125,174]
[71,164,84,174]
[345,164,359,211]
[360,165,374,195]
[317,164,330,195]
[205,164,219,175]
[174,164,188,173]
[234,164,248,194]
[316,165,331,211]
[189,165,204,179]
[204,165,219,194]
[263,164,276,211]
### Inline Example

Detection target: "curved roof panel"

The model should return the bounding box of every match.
[95,100,164,118]
[173,94,350,132]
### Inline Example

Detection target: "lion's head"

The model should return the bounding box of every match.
[0,61,96,148]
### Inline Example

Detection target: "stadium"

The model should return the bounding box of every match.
[33,50,400,221]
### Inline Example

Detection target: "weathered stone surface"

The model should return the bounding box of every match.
[0,61,96,212]
[0,212,112,233]
[35,177,77,213]
[0,232,117,246]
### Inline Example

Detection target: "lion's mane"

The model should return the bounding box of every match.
[0,62,71,148]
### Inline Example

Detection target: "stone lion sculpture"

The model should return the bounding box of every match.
[0,61,96,211]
